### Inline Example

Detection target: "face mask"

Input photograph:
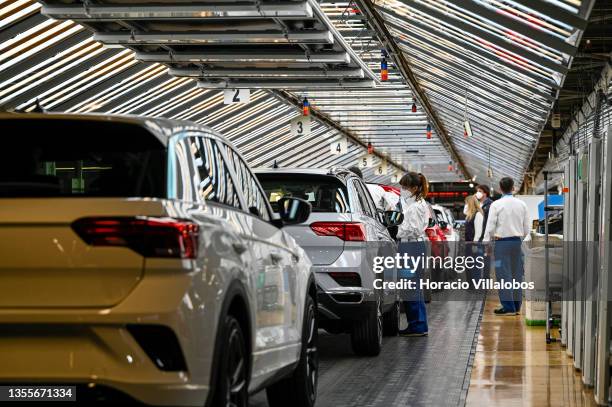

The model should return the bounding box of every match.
[401,189,414,201]
[463,205,469,215]
[475,191,484,200]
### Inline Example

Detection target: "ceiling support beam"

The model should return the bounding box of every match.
[42,2,314,20]
[270,90,407,172]
[135,50,351,64]
[354,0,471,179]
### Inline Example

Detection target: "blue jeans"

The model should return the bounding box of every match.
[494,237,524,312]
[397,241,428,333]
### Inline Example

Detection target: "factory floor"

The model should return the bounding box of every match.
[466,296,598,407]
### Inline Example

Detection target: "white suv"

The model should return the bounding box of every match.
[0,113,318,407]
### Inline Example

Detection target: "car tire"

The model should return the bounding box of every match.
[212,315,248,407]
[350,297,382,356]
[383,301,400,336]
[266,294,318,407]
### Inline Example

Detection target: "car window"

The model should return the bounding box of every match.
[433,209,446,223]
[358,181,379,217]
[174,136,240,208]
[222,143,271,221]
[257,173,350,213]
[352,180,376,218]
[0,119,166,198]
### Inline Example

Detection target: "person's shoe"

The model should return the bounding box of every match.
[494,307,518,315]
[399,328,428,337]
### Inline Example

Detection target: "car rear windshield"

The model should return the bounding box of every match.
[0,118,166,198]
[256,173,351,213]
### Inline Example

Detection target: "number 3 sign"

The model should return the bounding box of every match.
[290,116,311,137]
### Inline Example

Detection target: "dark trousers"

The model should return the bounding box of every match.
[398,241,428,333]
[494,237,524,312]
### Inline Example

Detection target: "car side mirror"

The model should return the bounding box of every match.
[277,197,311,226]
[439,220,448,230]
[381,210,404,227]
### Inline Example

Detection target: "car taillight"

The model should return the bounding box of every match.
[425,228,439,241]
[310,222,366,241]
[71,217,199,259]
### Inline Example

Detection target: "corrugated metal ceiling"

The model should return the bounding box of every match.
[0,0,595,185]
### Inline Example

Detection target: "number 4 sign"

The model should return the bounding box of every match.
[330,139,348,155]
[224,89,250,104]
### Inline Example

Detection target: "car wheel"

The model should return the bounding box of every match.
[350,297,382,356]
[266,294,318,407]
[383,301,400,336]
[212,315,248,407]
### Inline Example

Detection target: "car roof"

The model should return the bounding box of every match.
[254,167,358,180]
[0,112,229,147]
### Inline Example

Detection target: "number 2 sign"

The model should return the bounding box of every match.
[223,89,250,104]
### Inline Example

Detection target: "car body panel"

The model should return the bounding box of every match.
[255,168,398,324]
[0,113,313,406]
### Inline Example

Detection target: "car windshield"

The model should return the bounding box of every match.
[0,118,166,198]
[256,173,351,213]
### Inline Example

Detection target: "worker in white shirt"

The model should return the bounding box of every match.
[483,177,531,315]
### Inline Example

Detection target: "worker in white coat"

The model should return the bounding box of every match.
[396,172,429,336]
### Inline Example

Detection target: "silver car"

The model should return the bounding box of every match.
[255,168,402,356]
[0,113,318,407]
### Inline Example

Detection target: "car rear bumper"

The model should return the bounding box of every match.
[0,267,217,406]
[316,287,377,321]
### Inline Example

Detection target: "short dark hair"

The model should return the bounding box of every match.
[348,166,363,179]
[499,177,514,194]
[476,184,490,197]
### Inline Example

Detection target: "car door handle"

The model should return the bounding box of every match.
[232,242,247,255]
[270,253,283,264]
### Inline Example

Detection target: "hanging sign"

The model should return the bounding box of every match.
[551,113,561,128]
[375,161,388,175]
[359,154,375,168]
[330,139,348,155]
[463,120,473,138]
[290,115,311,137]
[224,89,250,104]
[391,171,402,184]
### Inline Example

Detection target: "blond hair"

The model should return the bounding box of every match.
[465,194,483,221]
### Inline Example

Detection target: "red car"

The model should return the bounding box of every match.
[425,203,449,258]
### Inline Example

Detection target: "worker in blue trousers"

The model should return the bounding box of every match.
[396,172,429,336]
[483,177,531,315]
